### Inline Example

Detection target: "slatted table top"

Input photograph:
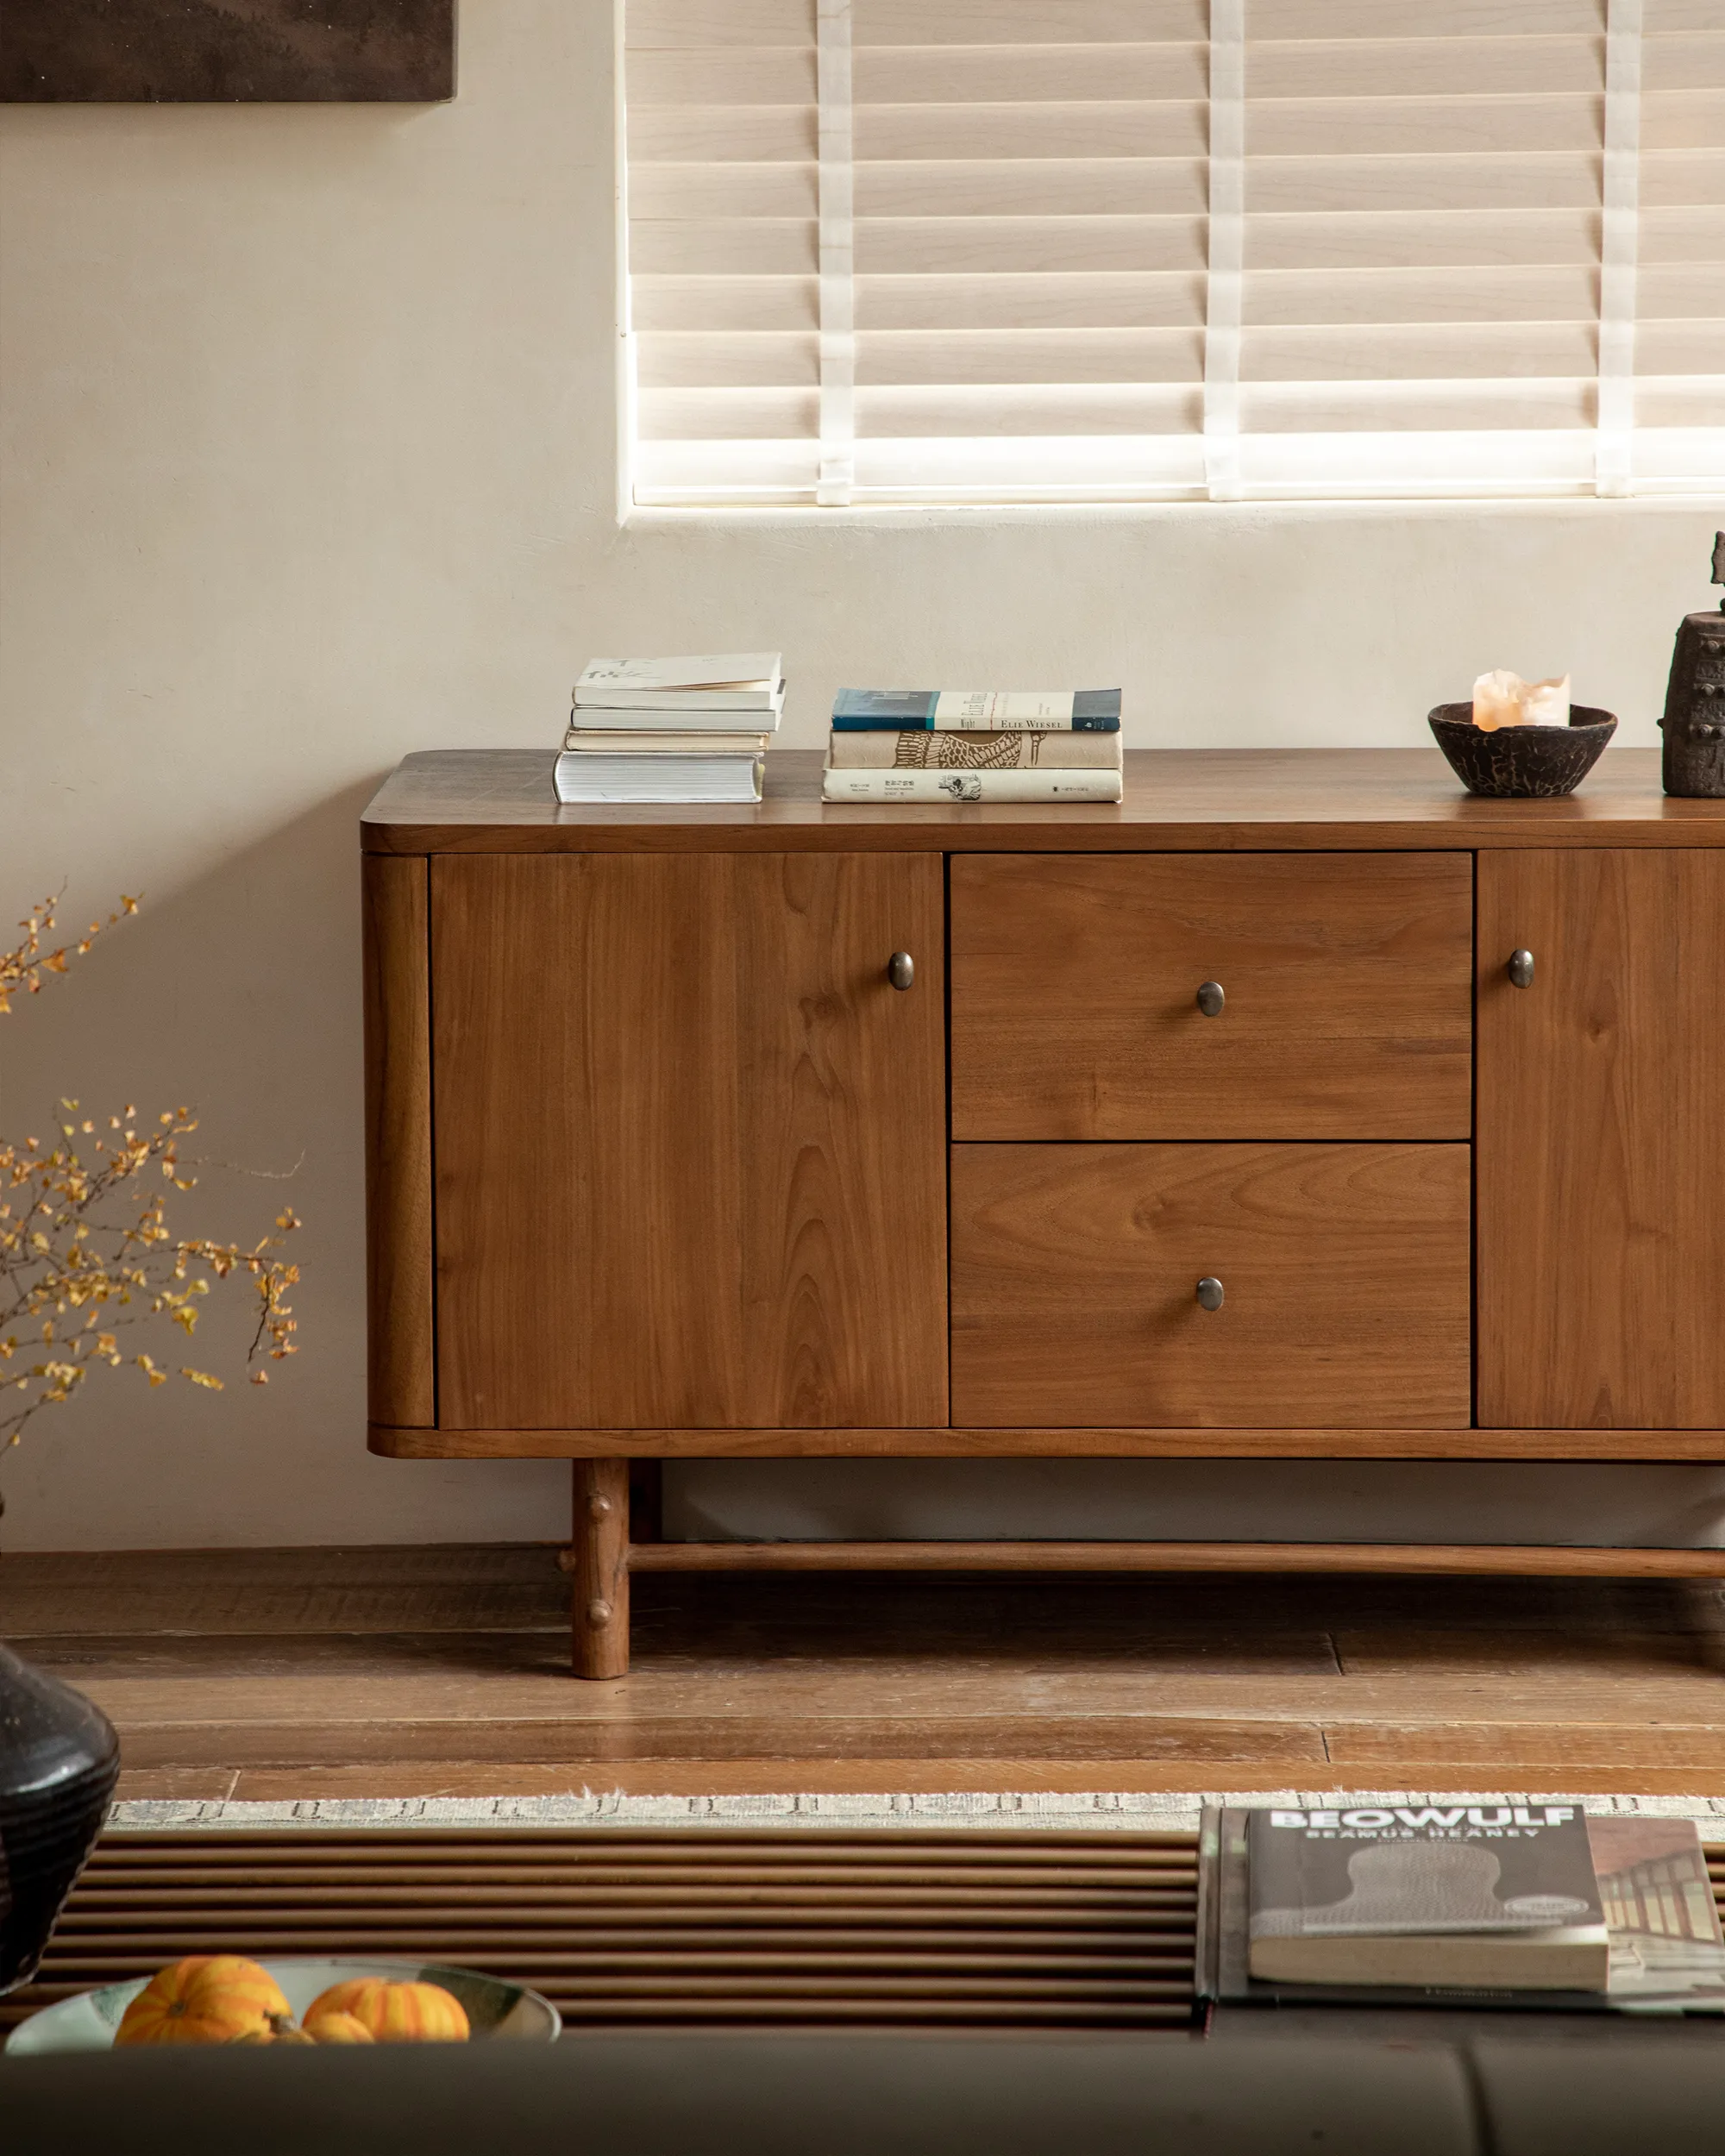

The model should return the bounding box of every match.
[10,1827,1723,2040]
[3,1828,1202,2035]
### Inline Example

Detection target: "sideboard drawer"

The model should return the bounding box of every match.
[950,854,1472,1140]
[950,1142,1471,1427]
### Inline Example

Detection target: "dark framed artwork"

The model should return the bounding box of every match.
[0,0,456,103]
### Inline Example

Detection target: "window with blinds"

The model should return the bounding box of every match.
[624,0,1725,506]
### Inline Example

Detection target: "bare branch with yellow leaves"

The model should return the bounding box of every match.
[0,894,299,1448]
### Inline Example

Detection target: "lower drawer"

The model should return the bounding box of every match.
[950,1143,1471,1429]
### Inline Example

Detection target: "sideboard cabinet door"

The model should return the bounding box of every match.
[1477,850,1725,1428]
[431,854,947,1430]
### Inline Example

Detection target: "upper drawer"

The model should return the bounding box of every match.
[950,853,1472,1141]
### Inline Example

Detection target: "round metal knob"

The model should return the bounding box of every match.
[1196,1276,1225,1312]
[887,951,914,991]
[1508,949,1535,989]
[1195,981,1226,1018]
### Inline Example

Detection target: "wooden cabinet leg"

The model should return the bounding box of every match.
[570,1458,630,1679]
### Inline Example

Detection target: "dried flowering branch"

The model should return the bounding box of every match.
[0,890,137,1013]
[0,895,299,1450]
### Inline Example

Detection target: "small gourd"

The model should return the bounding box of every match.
[304,1977,469,2044]
[116,1956,294,2046]
[302,2009,376,2045]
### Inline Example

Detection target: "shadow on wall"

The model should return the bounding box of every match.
[0,777,569,1551]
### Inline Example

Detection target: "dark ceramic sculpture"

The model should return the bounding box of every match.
[1658,532,1725,799]
[0,1643,120,1992]
[1427,704,1616,798]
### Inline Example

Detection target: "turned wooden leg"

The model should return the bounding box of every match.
[570,1458,630,1679]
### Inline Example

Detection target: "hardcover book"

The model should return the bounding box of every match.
[570,705,783,732]
[574,655,784,714]
[1589,1814,1725,2008]
[819,766,1122,805]
[554,751,763,805]
[825,730,1122,772]
[831,688,1120,732]
[1245,1803,1609,1991]
[562,729,770,755]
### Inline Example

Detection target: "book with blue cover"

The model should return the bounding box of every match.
[831,689,1120,732]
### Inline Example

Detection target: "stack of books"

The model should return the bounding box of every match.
[1199,1801,1725,2013]
[557,654,784,804]
[820,690,1123,804]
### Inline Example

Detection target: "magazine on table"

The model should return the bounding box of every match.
[1195,1804,1725,2015]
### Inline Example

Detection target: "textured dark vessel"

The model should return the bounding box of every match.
[1427,704,1617,798]
[1658,532,1725,799]
[0,1643,120,1992]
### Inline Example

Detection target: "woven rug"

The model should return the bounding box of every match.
[109,1789,1725,1833]
[3,1791,1717,2038]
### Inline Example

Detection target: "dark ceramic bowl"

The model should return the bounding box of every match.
[1427,703,1617,798]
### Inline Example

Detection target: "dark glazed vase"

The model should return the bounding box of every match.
[0,1642,120,1992]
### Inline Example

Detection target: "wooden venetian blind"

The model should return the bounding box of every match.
[624,0,1725,505]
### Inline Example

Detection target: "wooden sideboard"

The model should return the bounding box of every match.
[362,749,1725,1676]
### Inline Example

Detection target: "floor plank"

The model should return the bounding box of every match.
[110,1716,1331,1772]
[6,1549,1723,1797]
[1326,1723,1725,1771]
[0,1545,568,1636]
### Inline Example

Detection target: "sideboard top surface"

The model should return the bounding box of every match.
[361,748,1725,853]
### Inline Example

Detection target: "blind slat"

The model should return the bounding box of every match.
[625,1,1725,505]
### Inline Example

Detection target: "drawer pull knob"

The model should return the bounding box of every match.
[1196,1276,1225,1312]
[1508,949,1535,989]
[1195,981,1226,1018]
[887,951,915,991]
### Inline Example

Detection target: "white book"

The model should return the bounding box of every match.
[555,752,764,805]
[563,729,770,755]
[574,655,785,712]
[821,766,1122,805]
[570,700,782,732]
[828,730,1121,772]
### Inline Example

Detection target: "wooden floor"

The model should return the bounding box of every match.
[4,1545,1725,1800]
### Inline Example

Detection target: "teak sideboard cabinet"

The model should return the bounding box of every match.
[363,749,1725,1676]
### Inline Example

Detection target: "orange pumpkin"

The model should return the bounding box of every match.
[305,1978,469,2044]
[116,1957,294,2046]
[302,2010,376,2046]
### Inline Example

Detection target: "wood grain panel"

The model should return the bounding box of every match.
[361,854,435,1426]
[1477,850,1725,1429]
[950,854,1473,1140]
[361,749,1725,856]
[431,854,946,1429]
[951,1143,1471,1428]
[369,1422,1725,1461]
